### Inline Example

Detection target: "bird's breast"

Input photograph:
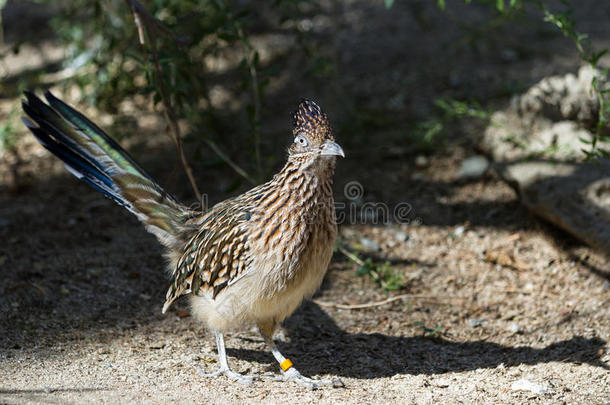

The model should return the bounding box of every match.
[245,171,336,298]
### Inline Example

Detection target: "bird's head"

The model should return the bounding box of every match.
[288,99,344,169]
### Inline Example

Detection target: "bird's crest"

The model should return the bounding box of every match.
[292,99,333,142]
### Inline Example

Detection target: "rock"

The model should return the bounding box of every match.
[482,67,610,254]
[511,65,605,126]
[457,155,489,179]
[498,160,610,253]
[511,379,552,394]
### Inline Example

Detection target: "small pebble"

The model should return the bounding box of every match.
[511,379,552,394]
[411,172,427,181]
[452,225,466,237]
[360,237,381,251]
[468,318,485,328]
[501,48,518,62]
[457,155,489,179]
[508,322,521,334]
[394,231,409,242]
[415,155,429,168]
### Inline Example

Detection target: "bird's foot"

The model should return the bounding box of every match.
[269,367,345,390]
[197,364,261,386]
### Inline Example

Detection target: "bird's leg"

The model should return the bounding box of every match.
[199,331,261,386]
[258,321,344,389]
[267,340,344,389]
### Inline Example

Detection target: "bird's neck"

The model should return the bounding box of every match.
[272,158,336,222]
[279,157,336,187]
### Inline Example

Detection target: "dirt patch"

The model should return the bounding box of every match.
[1,1,609,404]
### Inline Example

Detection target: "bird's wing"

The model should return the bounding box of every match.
[162,200,252,313]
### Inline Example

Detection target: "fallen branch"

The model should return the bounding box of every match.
[315,294,466,310]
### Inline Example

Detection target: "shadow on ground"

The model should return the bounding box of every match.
[231,301,608,379]
[0,388,111,405]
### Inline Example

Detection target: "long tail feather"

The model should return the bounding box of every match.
[22,91,191,248]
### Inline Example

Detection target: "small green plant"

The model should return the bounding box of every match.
[410,98,490,151]
[435,98,491,121]
[356,258,406,291]
[0,107,21,154]
[413,321,444,337]
[0,107,24,189]
[411,119,445,152]
[537,1,610,159]
[338,245,406,291]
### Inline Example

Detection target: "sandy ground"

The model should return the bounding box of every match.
[1,1,609,404]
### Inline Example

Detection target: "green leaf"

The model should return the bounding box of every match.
[578,136,593,145]
[589,49,608,65]
[437,0,445,10]
[355,264,370,276]
[384,0,394,9]
[497,0,504,12]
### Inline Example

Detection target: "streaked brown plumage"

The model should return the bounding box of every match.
[22,93,344,388]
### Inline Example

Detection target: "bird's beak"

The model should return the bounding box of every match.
[320,140,345,158]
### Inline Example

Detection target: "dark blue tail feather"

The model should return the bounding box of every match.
[22,90,188,247]
[43,91,157,183]
[21,115,128,208]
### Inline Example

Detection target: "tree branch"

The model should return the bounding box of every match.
[125,0,201,203]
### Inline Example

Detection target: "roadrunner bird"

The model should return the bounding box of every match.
[22,91,345,388]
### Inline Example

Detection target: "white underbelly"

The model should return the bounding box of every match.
[190,235,334,332]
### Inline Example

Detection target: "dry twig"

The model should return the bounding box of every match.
[315,294,466,310]
[202,138,256,184]
[338,246,365,266]
[125,0,201,202]
[125,0,257,192]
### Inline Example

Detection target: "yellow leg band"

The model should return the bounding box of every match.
[280,358,293,371]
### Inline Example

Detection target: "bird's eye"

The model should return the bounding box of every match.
[295,134,309,147]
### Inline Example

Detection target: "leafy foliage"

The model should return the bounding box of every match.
[35,0,300,186]
[411,99,490,152]
[537,1,610,159]
[0,107,20,154]
[432,0,610,158]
